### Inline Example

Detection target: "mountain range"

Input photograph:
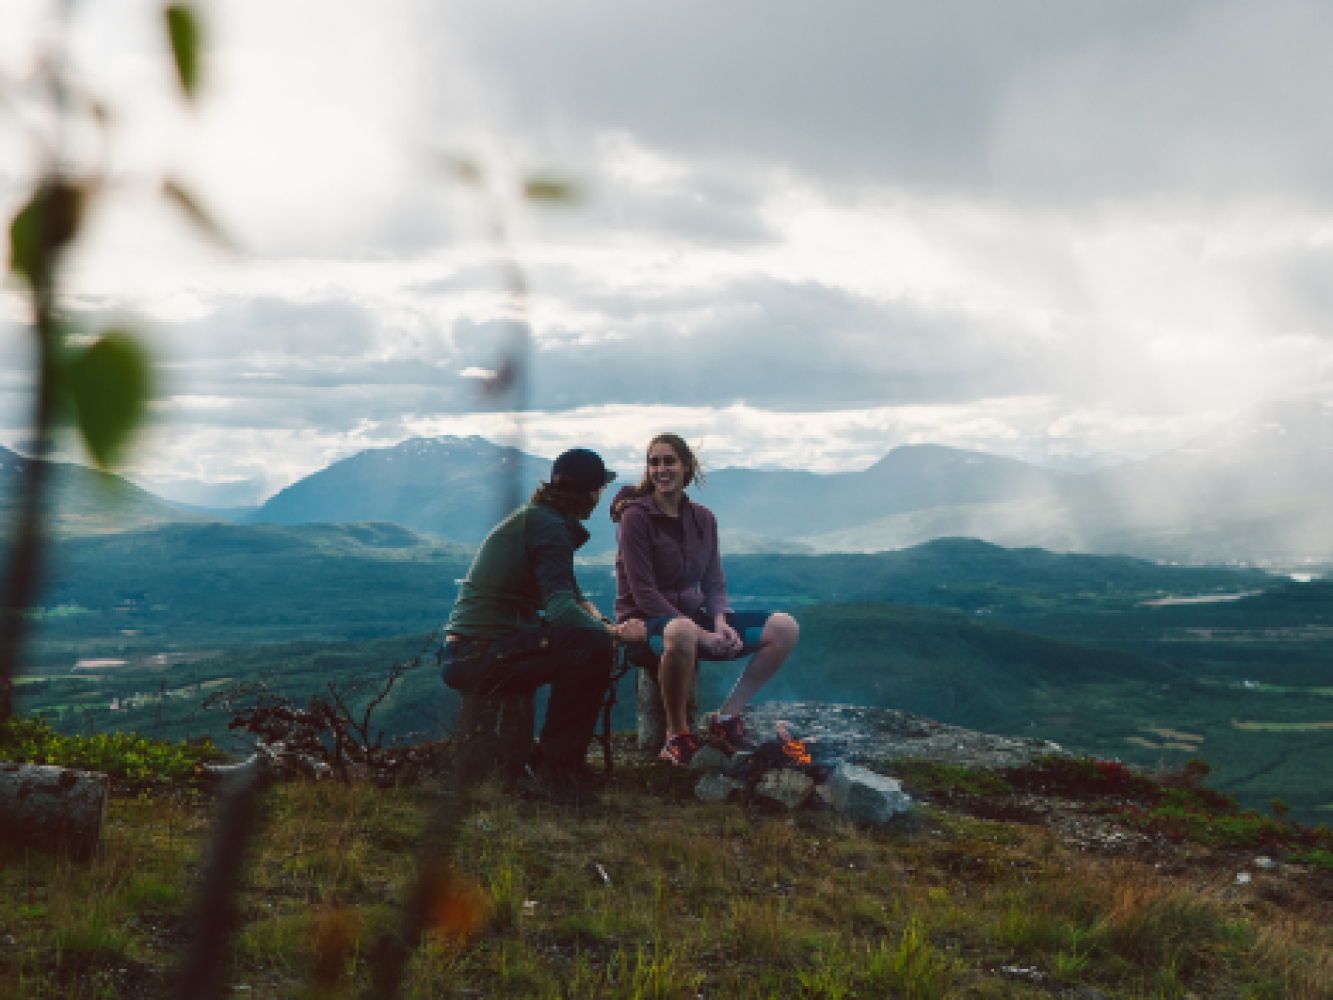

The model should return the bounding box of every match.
[7,400,1333,564]
[0,445,210,539]
[221,400,1333,563]
[813,400,1333,563]
[250,436,548,546]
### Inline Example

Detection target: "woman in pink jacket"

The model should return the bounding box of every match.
[611,433,800,766]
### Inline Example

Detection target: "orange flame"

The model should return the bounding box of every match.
[776,721,812,766]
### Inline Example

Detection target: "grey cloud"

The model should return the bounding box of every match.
[171,298,390,362]
[1245,245,1333,338]
[75,276,1096,438]
[433,0,1333,205]
[96,255,1321,449]
[159,383,469,432]
[534,160,778,246]
[458,277,1089,410]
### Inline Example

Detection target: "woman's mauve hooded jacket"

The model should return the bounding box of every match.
[611,485,732,623]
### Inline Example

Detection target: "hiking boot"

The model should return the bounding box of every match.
[514,752,601,806]
[660,732,704,767]
[709,713,758,752]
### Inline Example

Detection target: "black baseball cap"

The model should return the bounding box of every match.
[551,448,617,493]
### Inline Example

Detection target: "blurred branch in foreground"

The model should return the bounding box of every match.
[447,158,579,516]
[0,2,223,723]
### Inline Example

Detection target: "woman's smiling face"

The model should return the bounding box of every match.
[648,441,686,495]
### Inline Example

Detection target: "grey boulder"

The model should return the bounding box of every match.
[825,762,911,826]
[695,773,748,804]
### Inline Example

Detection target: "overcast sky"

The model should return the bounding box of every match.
[4,0,1333,505]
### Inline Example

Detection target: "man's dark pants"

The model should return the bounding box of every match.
[440,627,614,765]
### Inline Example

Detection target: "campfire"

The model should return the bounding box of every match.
[698,718,839,806]
[690,702,1066,824]
[690,707,917,824]
[777,721,812,767]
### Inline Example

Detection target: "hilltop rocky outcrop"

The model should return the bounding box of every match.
[742,702,1068,771]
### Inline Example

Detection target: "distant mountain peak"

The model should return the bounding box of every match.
[372,435,548,460]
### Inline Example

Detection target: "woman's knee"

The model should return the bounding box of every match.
[661,616,700,652]
[764,612,800,650]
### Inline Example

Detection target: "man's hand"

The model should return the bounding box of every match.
[614,619,647,644]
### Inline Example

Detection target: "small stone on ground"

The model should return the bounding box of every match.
[755,769,814,810]
[689,745,730,772]
[695,773,747,803]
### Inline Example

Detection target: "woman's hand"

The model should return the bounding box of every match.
[713,618,743,657]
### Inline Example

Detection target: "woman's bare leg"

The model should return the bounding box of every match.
[658,617,701,735]
[719,613,799,718]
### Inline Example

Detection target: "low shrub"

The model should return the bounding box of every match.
[888,760,1014,798]
[1007,756,1333,854]
[1005,756,1162,802]
[0,715,225,785]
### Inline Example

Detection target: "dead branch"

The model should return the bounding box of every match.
[196,630,446,786]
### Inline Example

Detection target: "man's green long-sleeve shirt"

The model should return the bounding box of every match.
[444,502,604,640]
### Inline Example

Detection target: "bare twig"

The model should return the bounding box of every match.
[196,630,443,786]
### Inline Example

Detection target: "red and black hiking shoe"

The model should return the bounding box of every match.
[709,712,759,752]
[660,732,705,767]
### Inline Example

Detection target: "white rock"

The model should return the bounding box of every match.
[689,745,730,772]
[695,773,747,804]
[754,769,814,810]
[1253,856,1277,870]
[1235,872,1252,885]
[825,762,912,826]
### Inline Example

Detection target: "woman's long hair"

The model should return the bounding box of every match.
[610,432,705,523]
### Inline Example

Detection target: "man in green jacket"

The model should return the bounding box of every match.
[441,448,646,805]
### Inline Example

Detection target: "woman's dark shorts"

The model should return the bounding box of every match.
[628,610,773,669]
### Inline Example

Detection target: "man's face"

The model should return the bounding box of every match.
[579,486,606,521]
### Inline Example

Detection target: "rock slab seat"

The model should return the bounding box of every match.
[454,691,534,789]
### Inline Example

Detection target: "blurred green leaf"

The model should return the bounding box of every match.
[8,195,41,285]
[163,178,235,251]
[65,330,152,469]
[522,176,578,204]
[7,182,85,289]
[165,4,202,100]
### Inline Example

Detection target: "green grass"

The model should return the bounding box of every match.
[2,743,1330,998]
